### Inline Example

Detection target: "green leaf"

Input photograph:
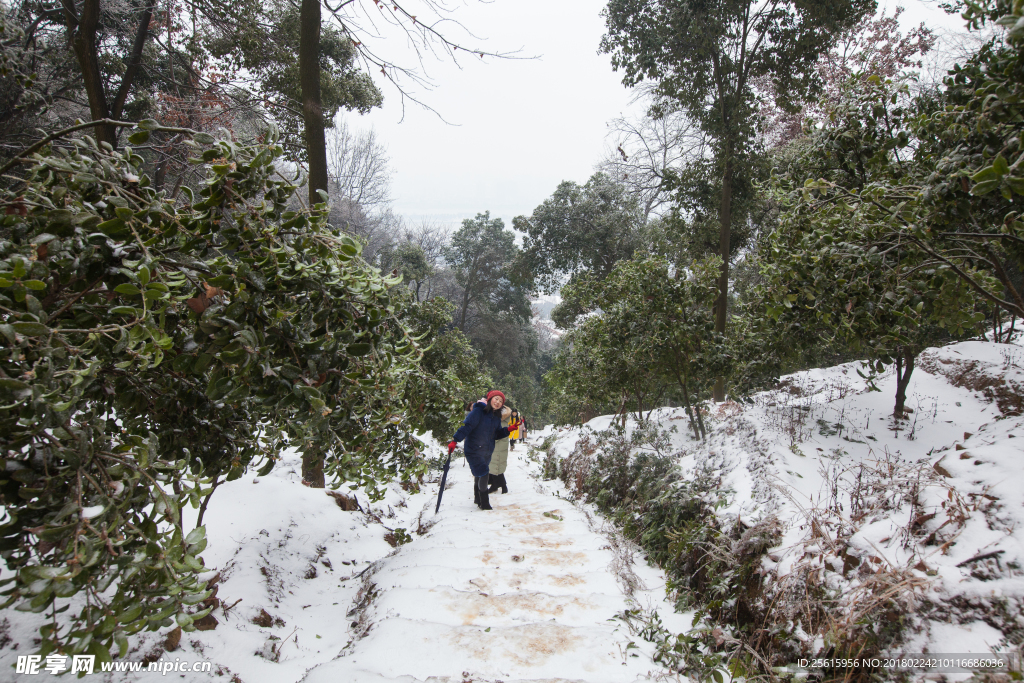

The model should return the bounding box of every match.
[115,283,141,296]
[97,217,128,236]
[23,280,46,290]
[348,343,372,356]
[128,130,150,145]
[1006,176,1024,195]
[185,527,205,546]
[181,590,212,606]
[971,166,999,183]
[138,119,160,130]
[113,328,129,354]
[194,353,213,374]
[15,598,50,613]
[109,306,139,316]
[12,322,48,336]
[972,179,1000,196]
[993,155,1009,176]
[118,604,144,624]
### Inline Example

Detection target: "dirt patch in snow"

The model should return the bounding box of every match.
[448,590,594,625]
[550,573,587,587]
[445,623,585,667]
[501,502,563,529]
[918,351,1024,415]
[520,536,572,548]
[471,570,587,590]
[478,549,587,567]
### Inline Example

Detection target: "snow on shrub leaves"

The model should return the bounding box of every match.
[0,124,455,659]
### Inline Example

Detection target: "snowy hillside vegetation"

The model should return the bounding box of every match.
[537,339,1024,680]
[1,340,1019,683]
[0,436,688,682]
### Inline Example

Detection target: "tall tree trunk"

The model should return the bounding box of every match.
[64,0,153,147]
[195,477,222,529]
[459,283,471,330]
[111,0,156,121]
[680,386,703,441]
[694,398,707,439]
[458,259,479,330]
[300,0,328,204]
[154,158,168,192]
[302,447,325,488]
[68,0,115,146]
[893,347,915,419]
[673,361,705,440]
[712,150,734,402]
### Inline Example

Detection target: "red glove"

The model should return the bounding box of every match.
[447,441,457,455]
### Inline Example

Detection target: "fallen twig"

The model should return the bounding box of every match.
[956,550,1004,567]
[221,598,243,616]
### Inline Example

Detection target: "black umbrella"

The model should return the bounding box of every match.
[434,449,454,514]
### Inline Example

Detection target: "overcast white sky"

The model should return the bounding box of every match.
[339,0,969,232]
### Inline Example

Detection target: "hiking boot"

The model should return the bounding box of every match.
[476,476,492,510]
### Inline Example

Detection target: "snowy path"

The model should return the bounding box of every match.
[302,444,680,683]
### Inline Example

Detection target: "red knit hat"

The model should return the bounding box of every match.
[485,390,506,404]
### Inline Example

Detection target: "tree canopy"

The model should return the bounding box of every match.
[445,212,532,331]
[601,0,877,400]
[513,173,643,294]
[0,122,463,656]
[550,256,727,437]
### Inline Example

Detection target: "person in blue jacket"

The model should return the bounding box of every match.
[448,390,511,510]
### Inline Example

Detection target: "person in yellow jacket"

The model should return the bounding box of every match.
[508,410,522,451]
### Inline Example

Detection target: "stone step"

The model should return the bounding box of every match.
[303,618,651,683]
[369,587,627,628]
[369,564,623,596]
[383,545,613,575]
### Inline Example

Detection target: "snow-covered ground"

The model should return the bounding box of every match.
[2,437,686,681]
[303,450,685,682]
[2,338,1021,680]
[538,339,1024,673]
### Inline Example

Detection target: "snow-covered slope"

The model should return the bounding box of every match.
[2,339,1019,680]
[1,439,685,681]
[303,451,683,682]
[540,339,1024,664]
